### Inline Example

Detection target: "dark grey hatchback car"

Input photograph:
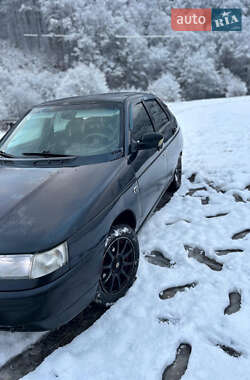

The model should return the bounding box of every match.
[0,92,183,330]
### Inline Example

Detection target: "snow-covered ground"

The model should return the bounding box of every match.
[1,96,250,379]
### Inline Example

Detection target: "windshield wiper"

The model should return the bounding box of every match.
[0,150,15,158]
[22,151,75,158]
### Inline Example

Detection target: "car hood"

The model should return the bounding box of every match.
[0,158,126,253]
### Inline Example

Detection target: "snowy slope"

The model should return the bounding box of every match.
[3,96,250,379]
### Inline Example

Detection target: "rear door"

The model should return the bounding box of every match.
[144,98,178,186]
[130,101,166,220]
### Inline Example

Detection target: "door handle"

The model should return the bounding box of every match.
[133,185,139,194]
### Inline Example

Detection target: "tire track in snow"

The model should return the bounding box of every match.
[0,304,107,380]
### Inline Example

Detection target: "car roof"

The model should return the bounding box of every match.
[35,92,155,107]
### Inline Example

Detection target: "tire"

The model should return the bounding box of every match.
[169,154,182,193]
[95,224,139,306]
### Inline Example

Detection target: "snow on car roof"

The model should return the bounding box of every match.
[36,92,153,107]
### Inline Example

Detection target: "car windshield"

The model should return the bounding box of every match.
[0,103,122,158]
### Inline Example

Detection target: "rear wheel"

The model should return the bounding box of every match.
[156,154,182,210]
[95,224,139,306]
[169,154,182,192]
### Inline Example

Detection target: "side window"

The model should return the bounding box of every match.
[132,103,154,141]
[145,100,169,132]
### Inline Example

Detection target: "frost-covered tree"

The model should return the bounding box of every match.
[55,63,108,98]
[149,73,181,101]
[0,41,57,117]
[178,48,224,100]
[0,68,57,117]
[220,68,247,97]
[0,0,249,118]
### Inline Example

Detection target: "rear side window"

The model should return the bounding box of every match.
[132,103,154,141]
[145,99,169,132]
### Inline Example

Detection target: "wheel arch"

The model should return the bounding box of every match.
[111,209,137,231]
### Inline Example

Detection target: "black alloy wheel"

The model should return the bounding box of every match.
[95,224,139,306]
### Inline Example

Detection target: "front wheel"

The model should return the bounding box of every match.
[95,224,139,306]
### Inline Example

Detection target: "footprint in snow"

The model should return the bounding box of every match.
[206,212,229,219]
[159,282,197,300]
[233,193,246,203]
[186,186,207,196]
[145,251,175,268]
[162,343,192,380]
[187,173,197,183]
[215,248,243,256]
[224,292,241,315]
[184,245,223,271]
[205,179,226,194]
[158,317,180,325]
[166,219,191,225]
[187,174,225,194]
[232,229,250,240]
[185,186,210,204]
[201,196,210,205]
[217,344,241,358]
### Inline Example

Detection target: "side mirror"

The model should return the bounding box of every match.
[132,132,163,152]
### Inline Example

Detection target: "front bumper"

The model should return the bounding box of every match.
[0,245,102,331]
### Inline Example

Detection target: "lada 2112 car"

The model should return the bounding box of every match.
[0,92,183,330]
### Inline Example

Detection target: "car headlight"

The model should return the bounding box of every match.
[0,242,68,279]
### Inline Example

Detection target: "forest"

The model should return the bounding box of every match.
[0,0,249,117]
